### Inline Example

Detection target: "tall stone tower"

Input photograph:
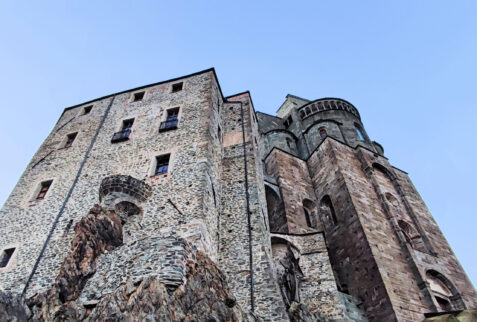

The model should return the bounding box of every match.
[0,68,475,321]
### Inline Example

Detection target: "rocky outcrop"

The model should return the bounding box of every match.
[85,250,247,321]
[2,204,250,321]
[0,290,30,321]
[28,204,123,320]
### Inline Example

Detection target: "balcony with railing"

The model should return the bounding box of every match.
[111,129,131,143]
[159,119,178,132]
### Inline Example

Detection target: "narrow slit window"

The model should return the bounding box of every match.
[0,248,15,268]
[172,82,183,92]
[133,91,145,102]
[37,180,52,200]
[155,154,170,175]
[64,132,77,148]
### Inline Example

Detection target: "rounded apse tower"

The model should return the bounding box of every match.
[258,95,384,160]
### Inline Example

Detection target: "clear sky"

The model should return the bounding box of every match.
[0,1,476,287]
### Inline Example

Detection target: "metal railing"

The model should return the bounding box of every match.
[111,128,131,143]
[159,119,178,132]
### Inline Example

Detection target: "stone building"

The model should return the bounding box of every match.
[0,68,475,321]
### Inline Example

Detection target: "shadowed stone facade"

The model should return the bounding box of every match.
[0,69,475,321]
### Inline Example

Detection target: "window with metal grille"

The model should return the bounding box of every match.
[37,180,52,199]
[64,132,77,148]
[133,91,145,102]
[159,108,179,132]
[155,154,170,175]
[172,82,183,92]
[0,248,15,268]
[111,119,134,143]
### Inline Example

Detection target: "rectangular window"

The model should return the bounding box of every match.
[111,119,134,143]
[155,154,170,175]
[172,82,183,92]
[0,248,15,268]
[284,115,292,129]
[64,132,77,148]
[159,108,179,132]
[133,91,145,102]
[83,105,92,115]
[37,180,52,199]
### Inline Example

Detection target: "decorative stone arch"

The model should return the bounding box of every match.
[99,175,152,211]
[303,119,343,135]
[265,184,288,233]
[99,175,152,244]
[372,162,397,181]
[426,269,465,311]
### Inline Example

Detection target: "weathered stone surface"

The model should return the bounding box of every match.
[28,204,123,321]
[424,309,477,322]
[0,290,31,321]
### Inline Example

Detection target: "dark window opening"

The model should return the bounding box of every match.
[0,248,15,268]
[435,296,452,311]
[64,132,77,148]
[37,180,52,200]
[283,115,292,128]
[155,154,170,175]
[111,119,134,143]
[133,91,145,102]
[83,105,92,115]
[286,138,293,149]
[212,184,217,207]
[321,195,338,225]
[218,125,222,142]
[304,208,312,227]
[320,128,327,139]
[172,82,183,92]
[159,108,179,132]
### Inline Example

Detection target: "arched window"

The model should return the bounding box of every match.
[303,199,316,228]
[355,124,366,141]
[319,128,327,139]
[320,195,337,226]
[426,270,463,311]
[265,185,288,233]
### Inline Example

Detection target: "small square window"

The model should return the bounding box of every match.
[0,248,15,268]
[64,132,77,148]
[172,82,183,92]
[37,180,53,200]
[284,115,292,128]
[133,91,145,102]
[155,154,170,175]
[83,105,92,115]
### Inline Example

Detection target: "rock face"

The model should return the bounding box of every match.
[0,290,30,322]
[28,204,124,320]
[3,204,248,321]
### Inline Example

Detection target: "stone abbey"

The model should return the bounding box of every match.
[0,68,476,321]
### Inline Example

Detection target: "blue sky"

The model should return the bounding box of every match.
[0,1,476,287]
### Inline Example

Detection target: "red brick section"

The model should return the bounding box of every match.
[307,138,477,321]
[265,149,321,234]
